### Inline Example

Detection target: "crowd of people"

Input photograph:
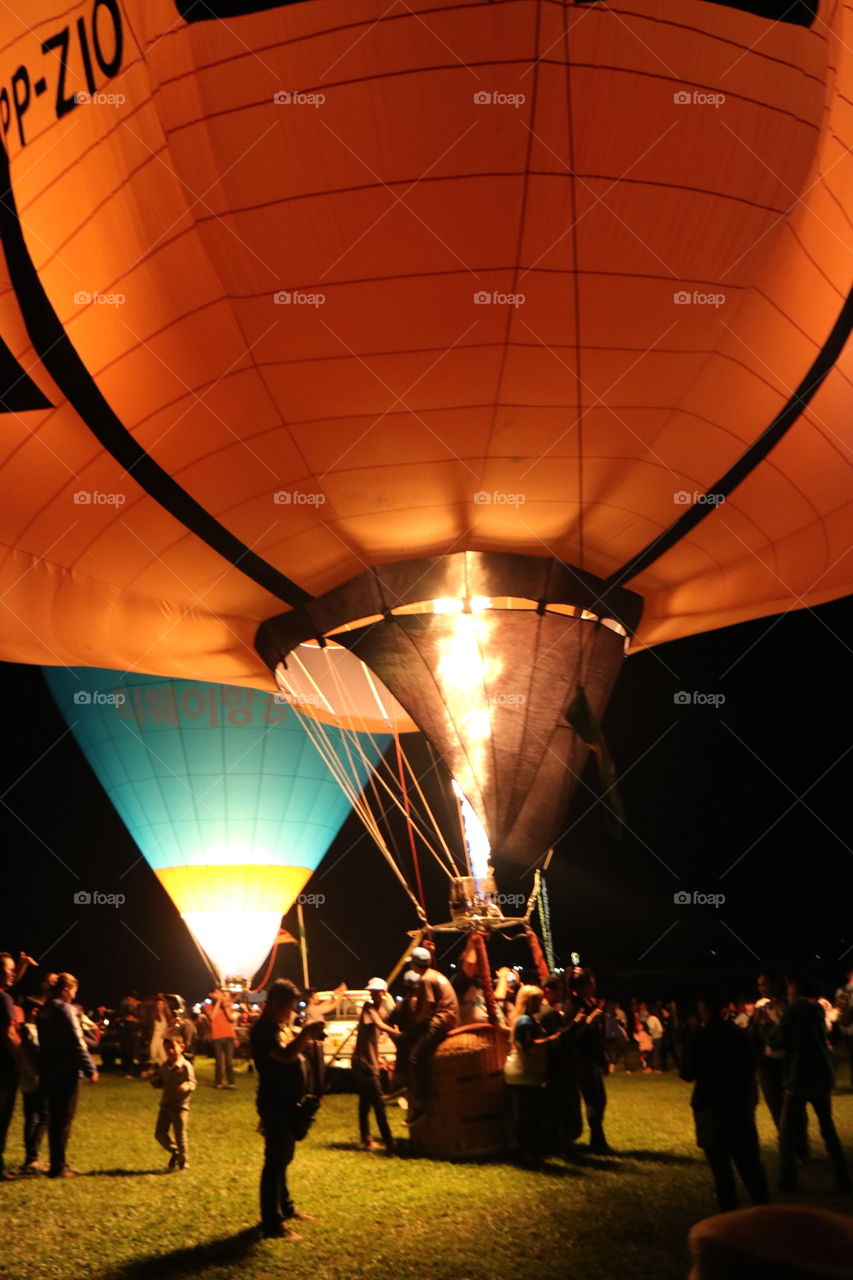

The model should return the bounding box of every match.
[1,946,851,1240]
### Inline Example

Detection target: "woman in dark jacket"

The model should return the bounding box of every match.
[38,973,98,1178]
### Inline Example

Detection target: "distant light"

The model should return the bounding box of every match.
[710,950,716,956]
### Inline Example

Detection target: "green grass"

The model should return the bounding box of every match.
[2,1060,851,1280]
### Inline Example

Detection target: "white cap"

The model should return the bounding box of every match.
[366,977,388,992]
[410,946,431,966]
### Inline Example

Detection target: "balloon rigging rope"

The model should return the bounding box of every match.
[306,648,458,878]
[277,653,456,895]
[276,683,427,922]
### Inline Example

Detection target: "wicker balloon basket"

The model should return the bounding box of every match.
[406,1022,514,1159]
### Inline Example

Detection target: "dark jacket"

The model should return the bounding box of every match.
[680,1017,757,1113]
[37,999,97,1077]
[764,998,834,1094]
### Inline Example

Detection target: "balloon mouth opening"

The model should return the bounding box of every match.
[323,595,629,640]
[255,552,644,672]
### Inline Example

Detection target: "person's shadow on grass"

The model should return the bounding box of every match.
[96,1227,261,1279]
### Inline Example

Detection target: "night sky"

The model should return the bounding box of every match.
[1,591,850,1010]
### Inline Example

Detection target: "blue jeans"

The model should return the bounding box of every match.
[213,1037,234,1086]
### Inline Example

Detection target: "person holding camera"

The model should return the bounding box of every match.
[208,987,237,1090]
[249,979,325,1240]
[353,978,399,1153]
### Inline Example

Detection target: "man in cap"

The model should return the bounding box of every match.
[406,946,459,1123]
[352,979,398,1152]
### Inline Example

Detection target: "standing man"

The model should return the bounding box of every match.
[38,973,98,1178]
[352,978,398,1152]
[406,946,458,1123]
[762,975,851,1194]
[0,953,21,1181]
[540,973,582,1158]
[680,989,768,1214]
[569,968,612,1155]
[751,972,792,1134]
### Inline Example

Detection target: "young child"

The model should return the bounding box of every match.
[152,1036,196,1171]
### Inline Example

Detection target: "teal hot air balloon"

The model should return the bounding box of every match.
[44,666,390,981]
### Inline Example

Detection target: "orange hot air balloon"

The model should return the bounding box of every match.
[0,1,849,864]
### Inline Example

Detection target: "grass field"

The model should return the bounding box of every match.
[1,1060,851,1280]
